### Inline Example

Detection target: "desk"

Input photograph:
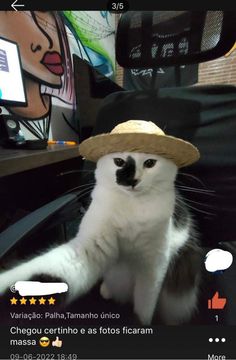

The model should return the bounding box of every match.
[0,143,84,234]
[0,144,80,178]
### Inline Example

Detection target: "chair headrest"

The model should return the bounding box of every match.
[116,11,236,68]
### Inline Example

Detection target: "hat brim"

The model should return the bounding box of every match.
[79,133,200,168]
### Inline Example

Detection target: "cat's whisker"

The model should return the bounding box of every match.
[176,185,214,193]
[57,169,95,177]
[178,172,207,188]
[177,200,215,217]
[176,196,216,217]
[175,179,214,191]
[175,185,216,196]
[63,183,95,196]
[181,197,217,210]
[177,189,215,196]
[75,188,93,200]
[63,186,94,201]
[72,182,96,189]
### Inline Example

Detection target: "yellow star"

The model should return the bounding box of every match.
[10,297,18,305]
[20,297,27,305]
[29,297,37,305]
[39,297,46,305]
[48,297,56,305]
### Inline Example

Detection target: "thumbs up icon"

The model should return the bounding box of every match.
[52,337,63,348]
[208,292,227,310]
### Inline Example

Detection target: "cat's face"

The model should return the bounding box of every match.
[95,152,177,195]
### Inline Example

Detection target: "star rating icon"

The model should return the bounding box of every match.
[10,296,56,305]
[10,297,18,305]
[48,297,56,305]
[29,297,37,305]
[39,297,46,305]
[20,297,27,305]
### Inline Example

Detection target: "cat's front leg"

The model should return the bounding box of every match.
[0,199,118,302]
[0,243,78,297]
[133,259,169,325]
[0,230,118,303]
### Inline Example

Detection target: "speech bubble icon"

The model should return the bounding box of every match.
[205,249,233,273]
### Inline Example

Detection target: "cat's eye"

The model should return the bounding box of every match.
[114,158,125,167]
[143,159,157,168]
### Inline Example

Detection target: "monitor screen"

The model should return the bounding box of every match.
[0,37,27,106]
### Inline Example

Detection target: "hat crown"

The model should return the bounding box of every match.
[79,119,200,167]
[111,120,165,135]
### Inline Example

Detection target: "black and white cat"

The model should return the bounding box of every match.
[0,152,201,325]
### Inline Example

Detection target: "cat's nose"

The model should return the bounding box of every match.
[131,179,139,188]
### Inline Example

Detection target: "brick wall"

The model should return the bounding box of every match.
[115,14,124,87]
[198,50,236,85]
[115,64,124,87]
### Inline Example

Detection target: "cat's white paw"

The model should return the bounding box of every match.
[100,282,112,300]
[0,271,18,295]
[0,261,37,296]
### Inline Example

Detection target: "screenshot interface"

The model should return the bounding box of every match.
[0,2,235,360]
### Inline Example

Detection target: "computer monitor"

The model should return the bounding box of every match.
[0,36,27,107]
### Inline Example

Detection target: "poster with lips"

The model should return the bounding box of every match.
[41,51,64,76]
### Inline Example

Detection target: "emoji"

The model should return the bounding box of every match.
[39,336,50,347]
[52,336,63,348]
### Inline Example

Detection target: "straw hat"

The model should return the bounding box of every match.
[79,120,200,168]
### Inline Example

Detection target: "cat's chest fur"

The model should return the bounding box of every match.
[91,185,175,258]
